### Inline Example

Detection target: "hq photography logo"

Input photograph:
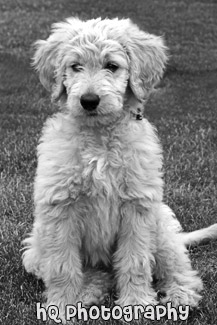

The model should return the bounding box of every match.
[36,302,190,323]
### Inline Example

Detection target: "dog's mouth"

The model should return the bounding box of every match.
[85,110,98,116]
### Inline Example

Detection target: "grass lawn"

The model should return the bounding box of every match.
[0,0,217,324]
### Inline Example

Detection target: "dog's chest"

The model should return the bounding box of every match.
[78,131,126,199]
[71,134,126,262]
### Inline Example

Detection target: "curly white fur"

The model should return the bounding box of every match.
[22,17,217,323]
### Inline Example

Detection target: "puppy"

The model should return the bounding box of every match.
[22,17,217,321]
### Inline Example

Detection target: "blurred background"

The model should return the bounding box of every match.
[0,1,216,324]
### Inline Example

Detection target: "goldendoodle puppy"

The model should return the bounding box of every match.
[22,17,217,322]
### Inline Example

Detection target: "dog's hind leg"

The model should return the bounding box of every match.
[22,219,45,279]
[154,204,203,307]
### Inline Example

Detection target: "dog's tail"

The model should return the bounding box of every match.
[161,204,217,247]
[181,223,217,247]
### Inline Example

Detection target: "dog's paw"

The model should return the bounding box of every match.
[116,293,158,308]
[160,285,202,308]
[22,246,42,278]
[46,299,80,324]
[46,301,68,325]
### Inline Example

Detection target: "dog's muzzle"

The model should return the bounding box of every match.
[80,93,100,111]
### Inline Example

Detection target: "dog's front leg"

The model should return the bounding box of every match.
[23,203,82,323]
[114,202,157,307]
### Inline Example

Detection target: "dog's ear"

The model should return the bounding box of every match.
[32,18,84,101]
[32,39,62,95]
[121,20,168,101]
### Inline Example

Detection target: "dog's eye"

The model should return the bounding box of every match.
[71,64,83,72]
[104,62,119,73]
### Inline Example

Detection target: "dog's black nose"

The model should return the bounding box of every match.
[80,93,100,111]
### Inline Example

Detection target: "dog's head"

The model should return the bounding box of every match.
[33,17,168,124]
